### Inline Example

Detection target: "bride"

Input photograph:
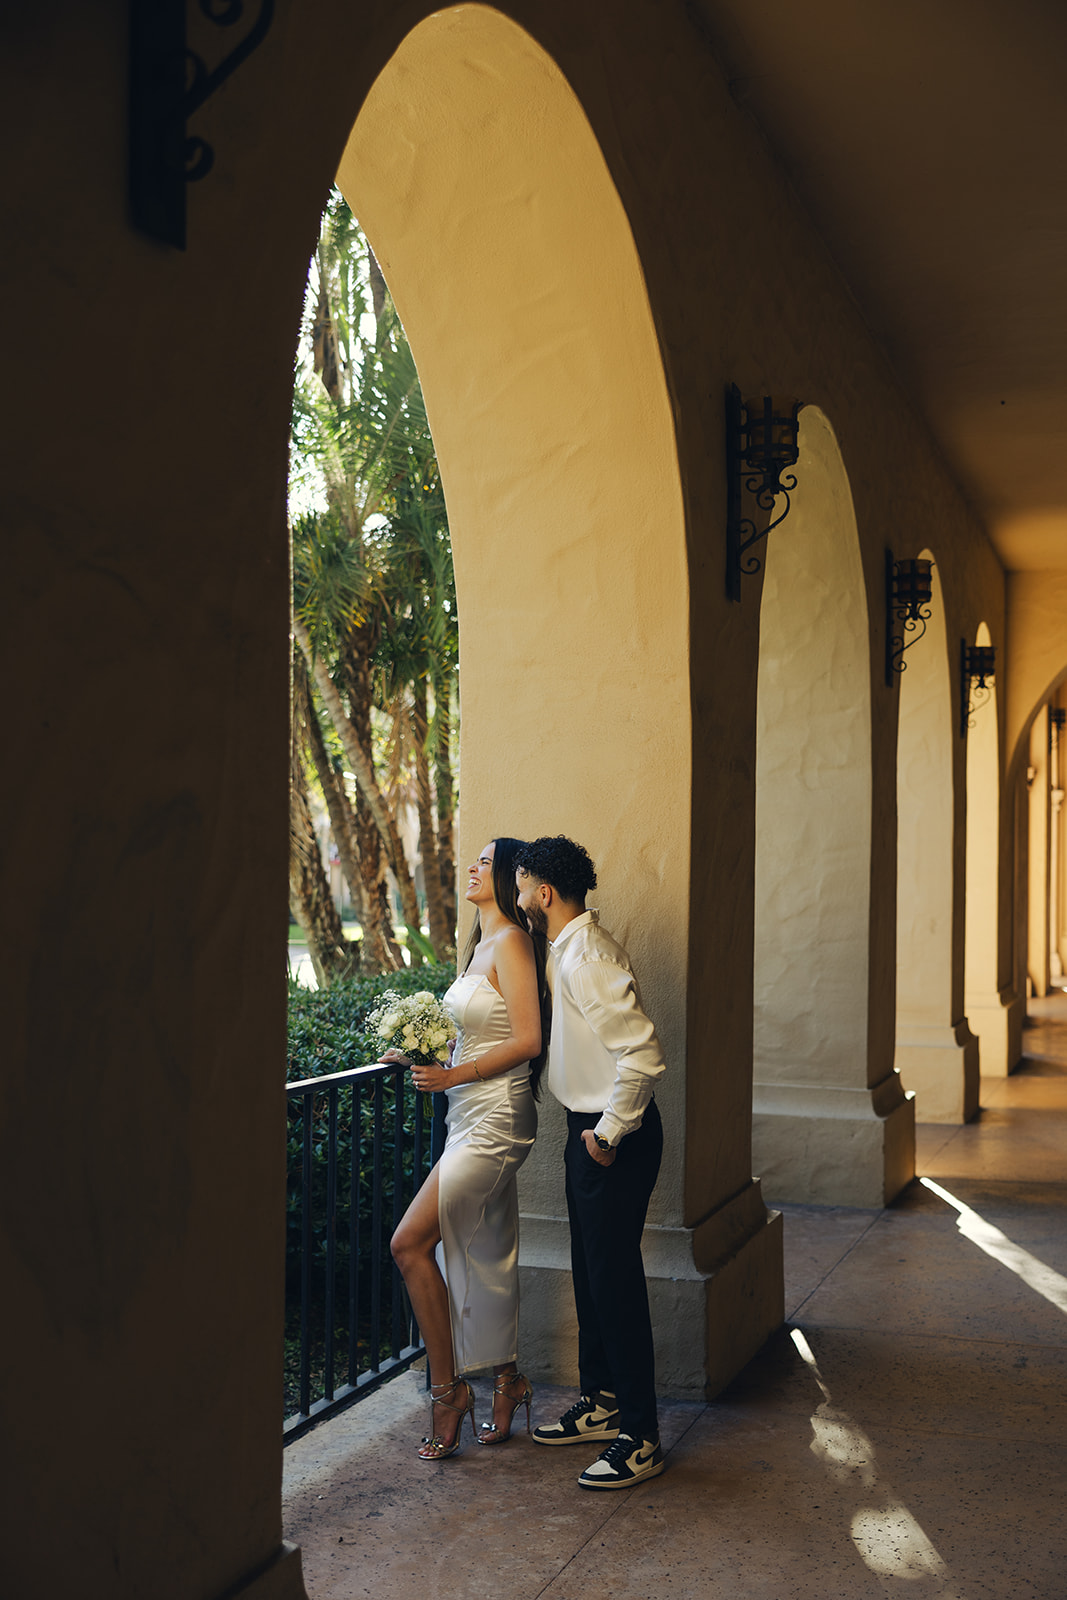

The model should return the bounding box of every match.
[385,836,548,1460]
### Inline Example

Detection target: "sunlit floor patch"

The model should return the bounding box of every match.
[920,1176,1067,1314]
[791,1328,961,1594]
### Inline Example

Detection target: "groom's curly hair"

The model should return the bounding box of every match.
[515,835,597,903]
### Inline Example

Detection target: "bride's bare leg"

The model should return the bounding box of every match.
[391,1169,468,1448]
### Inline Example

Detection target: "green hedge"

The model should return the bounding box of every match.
[286,964,457,1082]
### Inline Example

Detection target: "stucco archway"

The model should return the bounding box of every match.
[1016,680,1067,1003]
[752,406,912,1206]
[895,553,979,1122]
[964,622,1016,1072]
[333,4,705,1390]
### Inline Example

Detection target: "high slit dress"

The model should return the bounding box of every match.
[437,971,538,1373]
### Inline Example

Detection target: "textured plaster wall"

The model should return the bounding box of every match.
[1006,571,1067,772]
[754,406,871,1086]
[965,623,1000,997]
[1028,710,1051,996]
[897,556,955,1029]
[336,10,690,1230]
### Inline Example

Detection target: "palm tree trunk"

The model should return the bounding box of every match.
[298,661,400,975]
[289,708,359,987]
[356,797,402,974]
[293,613,423,940]
[434,679,457,937]
[412,680,451,955]
[298,659,364,913]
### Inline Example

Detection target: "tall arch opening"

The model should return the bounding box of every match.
[752,407,911,1206]
[895,553,979,1121]
[1007,661,1067,1017]
[964,622,1015,1072]
[333,4,702,1388]
[1021,686,1067,1002]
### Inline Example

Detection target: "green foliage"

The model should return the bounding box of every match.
[288,188,459,970]
[286,965,455,1082]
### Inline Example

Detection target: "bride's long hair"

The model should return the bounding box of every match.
[459,836,550,1098]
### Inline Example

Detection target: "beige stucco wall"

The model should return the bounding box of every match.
[964,622,1017,1072]
[1008,576,1067,1017]
[752,407,912,1205]
[754,406,872,1088]
[336,9,690,1235]
[1006,572,1067,773]
[895,556,979,1121]
[897,555,955,1029]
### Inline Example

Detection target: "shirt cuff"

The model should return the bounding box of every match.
[593,1113,624,1147]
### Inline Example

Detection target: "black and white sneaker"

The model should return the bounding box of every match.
[578,1433,665,1489]
[532,1391,620,1446]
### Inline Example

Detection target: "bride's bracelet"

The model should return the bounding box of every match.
[473,1061,487,1082]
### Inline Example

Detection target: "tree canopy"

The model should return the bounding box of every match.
[288,191,458,981]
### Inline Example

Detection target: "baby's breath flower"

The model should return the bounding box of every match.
[366,988,454,1065]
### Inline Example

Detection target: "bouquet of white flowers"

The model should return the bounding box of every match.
[367,989,453,1065]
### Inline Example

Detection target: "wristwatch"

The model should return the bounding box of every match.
[593,1133,613,1152]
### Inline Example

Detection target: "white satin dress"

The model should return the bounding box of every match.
[437,972,537,1373]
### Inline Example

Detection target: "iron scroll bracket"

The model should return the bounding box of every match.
[724,384,800,602]
[129,0,275,249]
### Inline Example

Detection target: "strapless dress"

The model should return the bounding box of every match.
[436,971,537,1372]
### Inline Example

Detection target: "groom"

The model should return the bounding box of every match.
[515,836,666,1489]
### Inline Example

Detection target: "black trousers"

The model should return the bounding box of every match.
[564,1099,663,1444]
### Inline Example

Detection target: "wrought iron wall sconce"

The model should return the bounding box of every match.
[130,0,275,248]
[885,553,933,686]
[960,640,996,737]
[1051,708,1066,732]
[725,386,802,601]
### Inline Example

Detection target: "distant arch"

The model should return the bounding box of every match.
[1008,663,1067,783]
[752,405,877,1202]
[964,622,1012,1070]
[895,552,978,1121]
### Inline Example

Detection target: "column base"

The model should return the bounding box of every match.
[519,1183,783,1401]
[218,1543,307,1600]
[752,1072,915,1207]
[895,1018,980,1122]
[964,988,1024,1076]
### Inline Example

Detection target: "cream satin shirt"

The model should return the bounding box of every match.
[545,910,666,1147]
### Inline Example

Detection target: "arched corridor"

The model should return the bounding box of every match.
[10,2,1067,1595]
[284,996,1067,1596]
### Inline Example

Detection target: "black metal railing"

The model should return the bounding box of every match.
[284,1062,445,1442]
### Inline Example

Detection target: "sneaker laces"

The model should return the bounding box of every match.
[558,1394,599,1425]
[595,1433,636,1468]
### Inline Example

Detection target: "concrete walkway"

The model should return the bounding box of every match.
[283,999,1067,1598]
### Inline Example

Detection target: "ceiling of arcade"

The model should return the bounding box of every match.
[690,0,1067,573]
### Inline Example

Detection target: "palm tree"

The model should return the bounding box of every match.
[289,190,458,971]
[289,663,360,985]
[375,443,458,956]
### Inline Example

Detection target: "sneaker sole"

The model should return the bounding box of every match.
[578,1458,666,1489]
[532,1426,621,1447]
